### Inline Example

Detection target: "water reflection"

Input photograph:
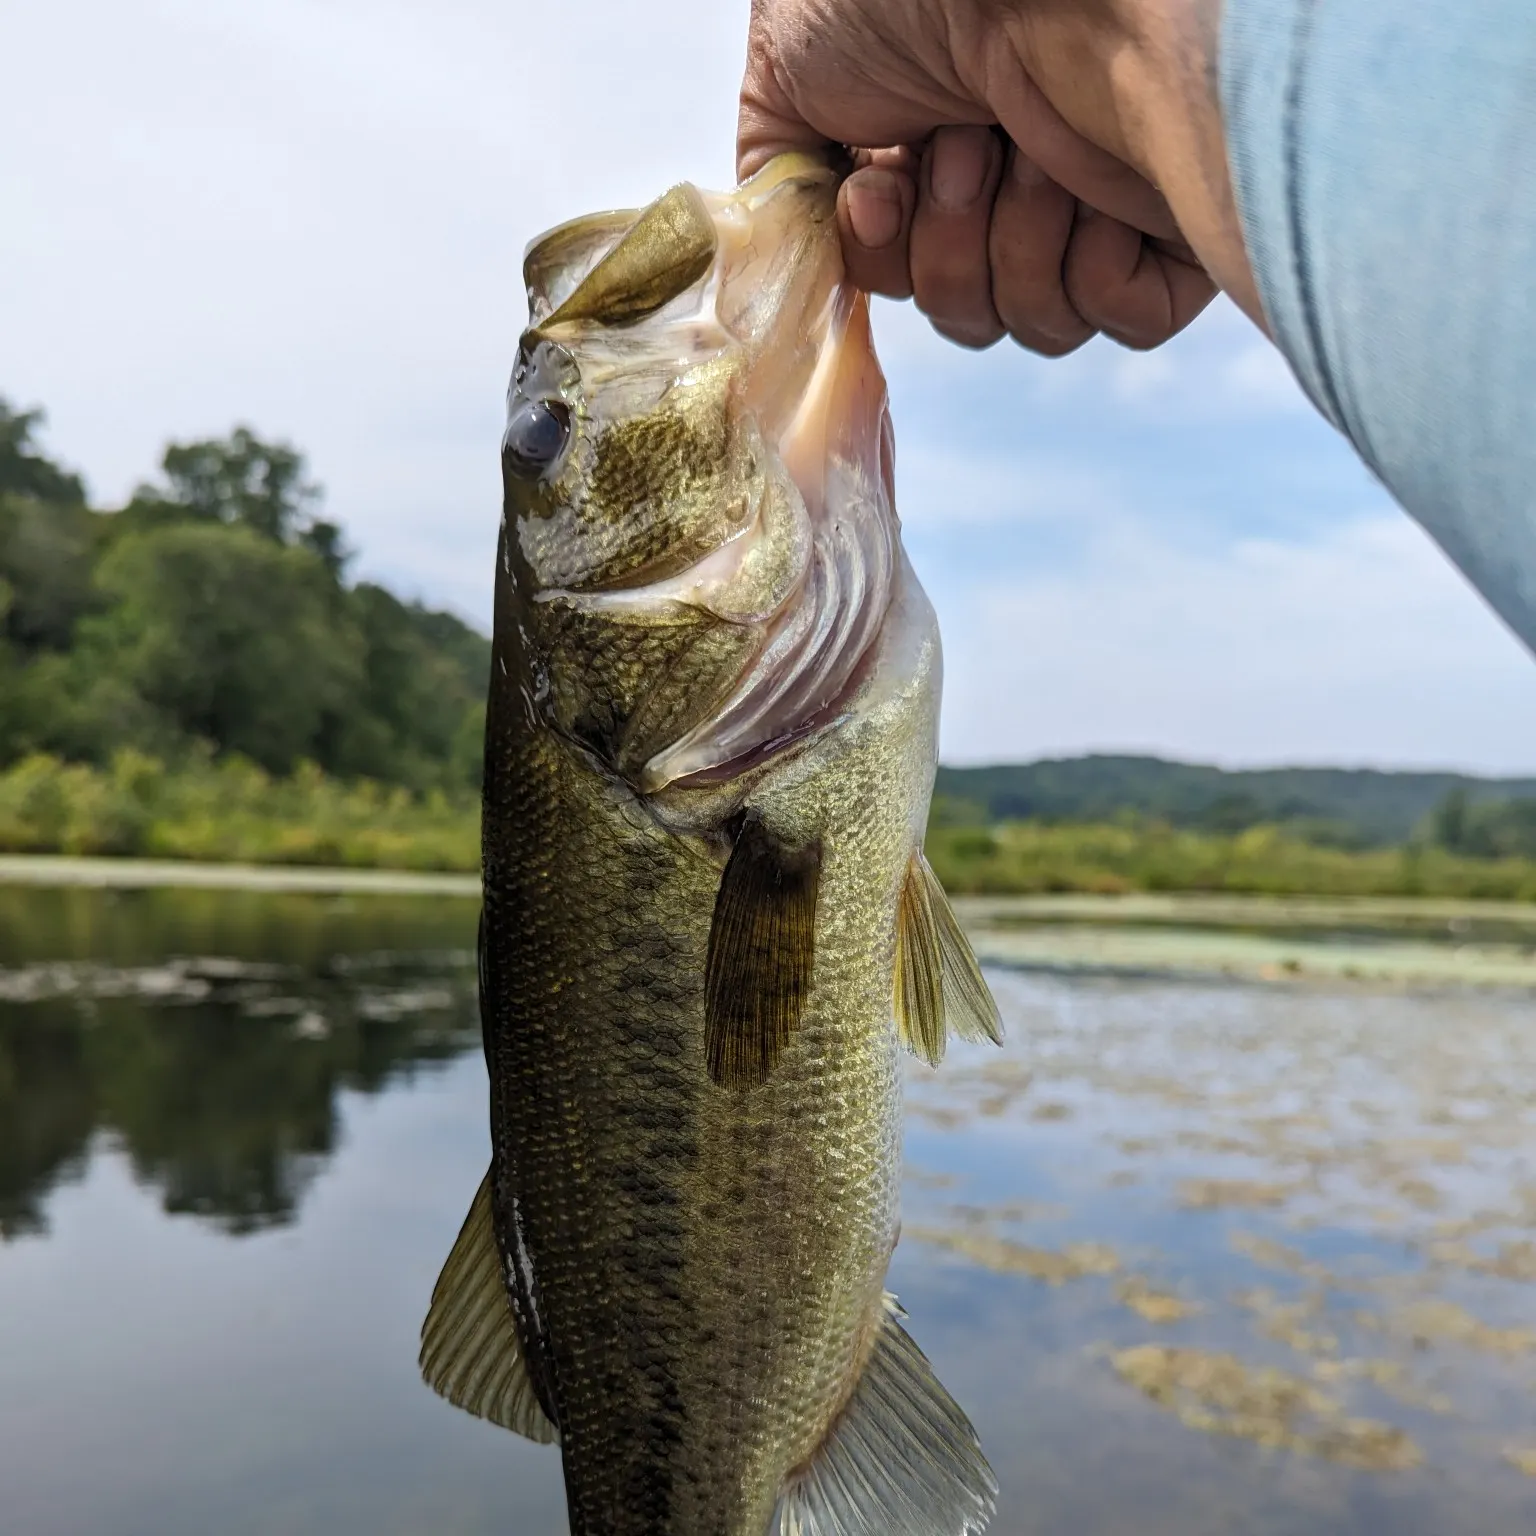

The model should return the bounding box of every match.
[1,887,1533,1535]
[0,886,480,1239]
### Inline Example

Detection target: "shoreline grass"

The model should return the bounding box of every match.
[3,753,1535,903]
[925,821,1536,902]
[0,752,478,871]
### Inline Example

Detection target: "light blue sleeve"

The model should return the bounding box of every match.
[1219,0,1536,655]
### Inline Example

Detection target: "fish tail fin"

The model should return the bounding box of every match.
[779,1293,997,1536]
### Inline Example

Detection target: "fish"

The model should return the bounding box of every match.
[419,152,1004,1536]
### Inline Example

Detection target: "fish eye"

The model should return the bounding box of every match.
[503,398,570,480]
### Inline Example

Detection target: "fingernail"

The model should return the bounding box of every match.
[929,130,989,212]
[846,169,904,249]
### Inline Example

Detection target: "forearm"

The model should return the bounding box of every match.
[1217,0,1536,654]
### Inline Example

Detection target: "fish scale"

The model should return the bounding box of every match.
[482,695,899,1534]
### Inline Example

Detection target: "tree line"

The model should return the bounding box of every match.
[935,758,1536,859]
[0,397,489,793]
[3,393,1532,865]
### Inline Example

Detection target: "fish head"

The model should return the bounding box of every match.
[499,154,898,794]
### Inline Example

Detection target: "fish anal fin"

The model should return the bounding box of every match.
[418,1170,559,1445]
[895,851,1003,1066]
[779,1293,997,1536]
[705,810,821,1088]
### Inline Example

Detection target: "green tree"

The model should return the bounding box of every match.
[127,427,347,576]
[332,583,488,788]
[1432,789,1471,852]
[0,399,86,504]
[0,495,101,652]
[1465,798,1536,860]
[0,403,495,792]
[87,524,365,773]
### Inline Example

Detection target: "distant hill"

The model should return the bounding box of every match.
[935,756,1536,848]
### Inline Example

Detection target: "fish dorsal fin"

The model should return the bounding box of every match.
[895,851,1004,1067]
[540,183,717,332]
[419,1170,559,1445]
[705,811,821,1088]
[779,1293,997,1536]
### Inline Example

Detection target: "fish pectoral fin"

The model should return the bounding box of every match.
[418,1170,559,1445]
[779,1293,998,1536]
[705,810,821,1088]
[895,850,1004,1068]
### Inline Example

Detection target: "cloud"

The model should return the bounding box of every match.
[4,1,1531,772]
[930,513,1536,774]
[1,0,745,620]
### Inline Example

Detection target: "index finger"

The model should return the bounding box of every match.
[737,18,828,180]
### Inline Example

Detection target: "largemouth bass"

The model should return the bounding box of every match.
[420,154,1003,1536]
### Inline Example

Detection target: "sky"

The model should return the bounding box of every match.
[4,0,1534,775]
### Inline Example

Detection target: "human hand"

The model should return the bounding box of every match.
[737,0,1222,355]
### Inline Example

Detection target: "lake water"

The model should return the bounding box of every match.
[1,886,1533,1535]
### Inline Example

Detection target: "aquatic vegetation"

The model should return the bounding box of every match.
[1504,1447,1536,1477]
[1179,1179,1299,1211]
[1369,1300,1536,1357]
[907,1227,1120,1285]
[1310,1358,1453,1417]
[1238,1290,1340,1357]
[1115,1279,1199,1324]
[1028,1100,1074,1122]
[1230,1233,1335,1285]
[1109,1345,1423,1472]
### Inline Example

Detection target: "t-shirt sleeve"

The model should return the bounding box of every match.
[1219,0,1536,654]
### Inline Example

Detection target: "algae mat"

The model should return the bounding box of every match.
[956,893,1536,989]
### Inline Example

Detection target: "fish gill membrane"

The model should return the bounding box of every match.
[419,153,1004,1536]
